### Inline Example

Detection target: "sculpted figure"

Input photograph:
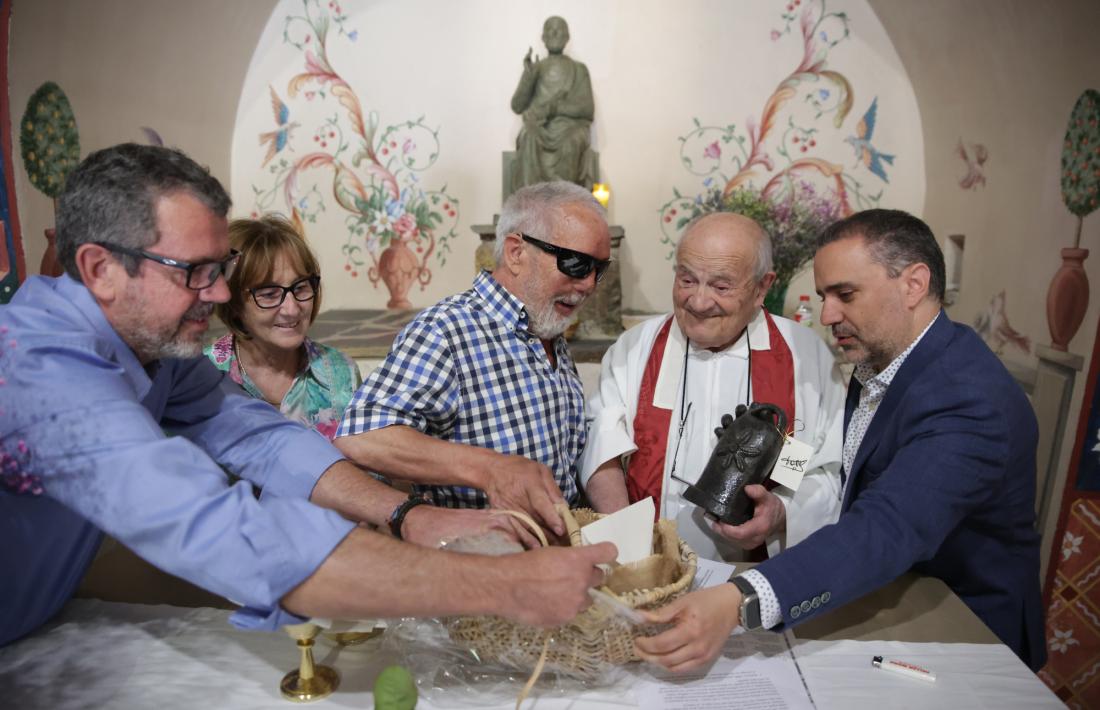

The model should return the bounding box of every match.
[511,16,595,189]
[683,403,787,525]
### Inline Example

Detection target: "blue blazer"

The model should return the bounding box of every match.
[756,312,1046,670]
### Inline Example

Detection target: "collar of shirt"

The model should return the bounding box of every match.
[852,312,941,399]
[655,308,770,406]
[471,270,569,362]
[301,337,334,392]
[57,274,154,400]
[472,270,528,334]
[212,333,332,393]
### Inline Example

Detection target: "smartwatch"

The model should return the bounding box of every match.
[387,493,430,540]
[728,575,762,630]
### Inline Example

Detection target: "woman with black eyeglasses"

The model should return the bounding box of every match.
[205,215,361,440]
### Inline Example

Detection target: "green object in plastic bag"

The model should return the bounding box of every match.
[373,665,417,710]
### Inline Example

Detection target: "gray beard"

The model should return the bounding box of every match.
[127,302,213,361]
[527,296,582,339]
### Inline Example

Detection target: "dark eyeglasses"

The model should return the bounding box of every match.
[95,242,240,290]
[248,275,320,309]
[520,234,611,283]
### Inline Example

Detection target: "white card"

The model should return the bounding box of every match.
[770,437,815,492]
[580,496,654,564]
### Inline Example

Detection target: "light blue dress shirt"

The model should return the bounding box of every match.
[0,275,355,646]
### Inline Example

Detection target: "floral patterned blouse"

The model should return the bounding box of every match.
[206,334,362,441]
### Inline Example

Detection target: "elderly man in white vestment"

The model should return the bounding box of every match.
[578,212,844,561]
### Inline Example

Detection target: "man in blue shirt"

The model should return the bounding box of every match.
[336,181,612,537]
[0,143,615,647]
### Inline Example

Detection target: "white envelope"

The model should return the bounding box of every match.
[580,497,655,564]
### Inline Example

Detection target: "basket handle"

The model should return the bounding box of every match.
[491,509,550,548]
[554,502,584,547]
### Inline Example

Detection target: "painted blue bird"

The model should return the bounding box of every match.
[259,86,300,167]
[845,97,895,183]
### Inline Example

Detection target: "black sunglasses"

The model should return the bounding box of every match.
[520,234,611,283]
[96,242,240,290]
[248,275,321,309]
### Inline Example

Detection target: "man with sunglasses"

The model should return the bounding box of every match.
[337,181,610,536]
[0,145,615,647]
[579,212,845,563]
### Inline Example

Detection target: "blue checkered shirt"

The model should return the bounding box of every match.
[337,271,586,508]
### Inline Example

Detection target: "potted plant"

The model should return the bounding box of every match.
[1048,88,1100,351]
[19,81,80,277]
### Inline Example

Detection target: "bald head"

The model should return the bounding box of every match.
[673,212,777,350]
[677,212,772,281]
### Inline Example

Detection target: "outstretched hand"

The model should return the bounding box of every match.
[498,542,618,626]
[634,584,742,672]
[709,484,785,550]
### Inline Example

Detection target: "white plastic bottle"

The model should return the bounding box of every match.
[793,295,813,327]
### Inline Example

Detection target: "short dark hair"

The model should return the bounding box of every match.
[817,209,945,302]
[56,143,232,281]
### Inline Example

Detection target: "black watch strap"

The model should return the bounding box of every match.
[729,575,762,630]
[388,493,429,540]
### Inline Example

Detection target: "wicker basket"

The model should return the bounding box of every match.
[448,506,697,679]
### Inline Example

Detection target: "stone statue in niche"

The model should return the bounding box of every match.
[682,403,788,526]
[510,16,596,190]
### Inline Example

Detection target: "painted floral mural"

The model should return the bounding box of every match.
[249,0,459,309]
[658,0,895,269]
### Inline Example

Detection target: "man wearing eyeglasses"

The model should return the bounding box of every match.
[0,145,615,647]
[579,212,845,562]
[336,181,611,537]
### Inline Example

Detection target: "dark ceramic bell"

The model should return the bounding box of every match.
[682,402,788,525]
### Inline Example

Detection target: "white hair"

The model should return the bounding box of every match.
[493,181,606,263]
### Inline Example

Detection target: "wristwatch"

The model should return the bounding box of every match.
[728,575,762,630]
[387,493,430,540]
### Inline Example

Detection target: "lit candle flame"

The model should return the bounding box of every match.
[592,183,610,208]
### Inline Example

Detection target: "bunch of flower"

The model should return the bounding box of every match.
[686,182,843,289]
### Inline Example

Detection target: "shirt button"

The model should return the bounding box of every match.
[800,600,812,614]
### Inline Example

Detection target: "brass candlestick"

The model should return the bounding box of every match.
[280,622,339,702]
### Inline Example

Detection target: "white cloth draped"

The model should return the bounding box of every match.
[579,310,845,561]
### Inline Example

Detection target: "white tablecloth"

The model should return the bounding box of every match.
[0,600,1062,709]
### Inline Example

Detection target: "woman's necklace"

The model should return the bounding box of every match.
[233,338,284,407]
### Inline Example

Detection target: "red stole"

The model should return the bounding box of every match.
[626,310,796,528]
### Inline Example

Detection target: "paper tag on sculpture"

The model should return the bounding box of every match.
[770,437,814,491]
[581,496,654,564]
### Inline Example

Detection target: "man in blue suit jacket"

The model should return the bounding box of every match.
[636,209,1046,672]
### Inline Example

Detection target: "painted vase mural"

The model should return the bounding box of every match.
[19,81,80,278]
[249,0,460,309]
[1049,88,1100,351]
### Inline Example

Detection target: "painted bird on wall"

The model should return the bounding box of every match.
[974,290,1031,356]
[845,97,895,183]
[956,139,989,190]
[259,86,300,167]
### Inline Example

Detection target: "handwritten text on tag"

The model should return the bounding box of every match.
[770,437,814,491]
